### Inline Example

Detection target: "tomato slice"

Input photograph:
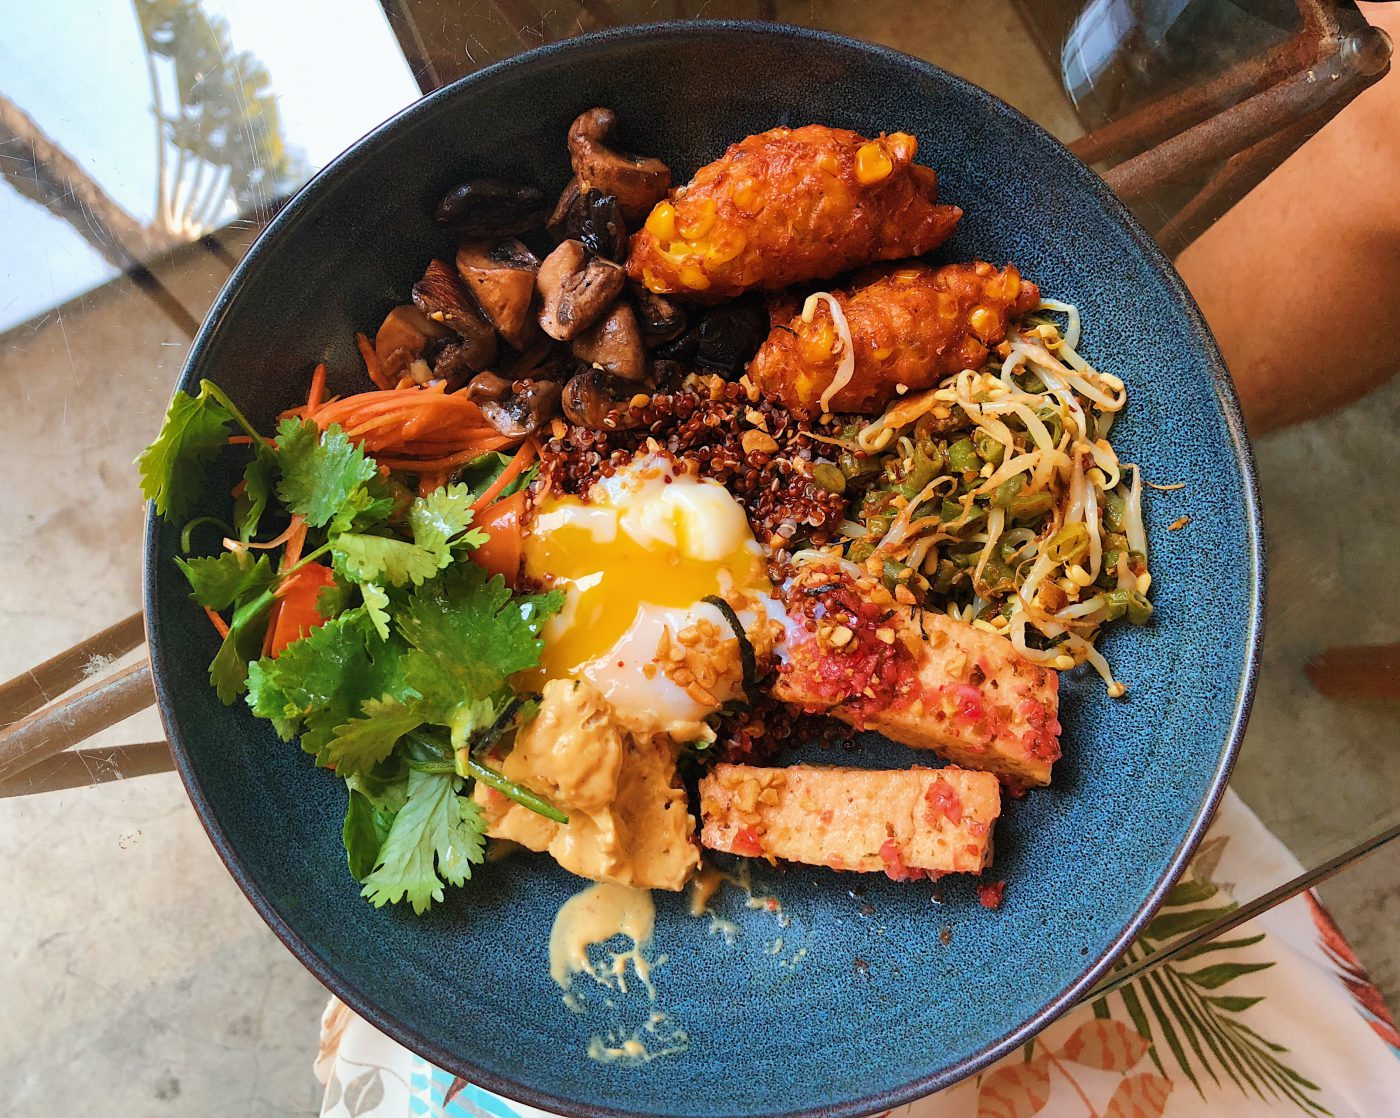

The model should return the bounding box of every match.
[471,490,525,584]
[269,562,337,657]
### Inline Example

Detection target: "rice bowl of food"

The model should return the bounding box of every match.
[142,21,1261,1118]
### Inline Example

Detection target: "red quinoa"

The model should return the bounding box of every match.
[537,376,851,556]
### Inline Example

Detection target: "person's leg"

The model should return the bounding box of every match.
[1175,3,1399,437]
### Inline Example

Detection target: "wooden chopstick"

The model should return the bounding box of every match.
[0,661,155,785]
[0,611,146,726]
[0,740,175,798]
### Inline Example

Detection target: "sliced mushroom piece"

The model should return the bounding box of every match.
[571,301,645,382]
[650,358,686,392]
[412,260,497,371]
[567,108,671,225]
[431,341,479,388]
[629,284,687,346]
[463,370,514,402]
[654,318,700,363]
[456,239,539,351]
[694,297,769,374]
[561,189,628,261]
[562,369,645,430]
[505,336,571,382]
[547,178,583,240]
[375,304,453,379]
[537,239,625,342]
[469,375,562,439]
[435,178,546,238]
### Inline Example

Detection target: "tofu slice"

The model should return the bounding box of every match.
[774,586,1061,787]
[699,762,999,878]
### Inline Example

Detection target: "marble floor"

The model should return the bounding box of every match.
[1,3,1396,1116]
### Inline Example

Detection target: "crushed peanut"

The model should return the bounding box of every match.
[741,430,780,456]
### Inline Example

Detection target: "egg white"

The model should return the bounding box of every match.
[524,456,772,739]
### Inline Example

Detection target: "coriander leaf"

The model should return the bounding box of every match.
[361,582,391,640]
[333,533,445,588]
[210,589,277,704]
[175,552,275,611]
[245,608,412,761]
[316,577,355,620]
[344,788,395,882]
[137,387,233,519]
[330,474,396,537]
[455,528,490,554]
[400,728,455,770]
[408,484,486,555]
[435,794,487,888]
[332,484,487,588]
[397,564,563,723]
[361,770,485,913]
[235,443,278,542]
[275,419,377,528]
[210,627,259,705]
[323,697,423,777]
[347,765,409,814]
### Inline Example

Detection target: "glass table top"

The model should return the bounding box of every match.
[1,1,1396,1112]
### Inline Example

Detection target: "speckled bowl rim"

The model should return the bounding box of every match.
[144,19,1264,1118]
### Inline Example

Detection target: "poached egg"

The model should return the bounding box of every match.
[524,456,773,739]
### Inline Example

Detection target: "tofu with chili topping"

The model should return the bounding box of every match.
[699,763,999,878]
[773,566,1061,787]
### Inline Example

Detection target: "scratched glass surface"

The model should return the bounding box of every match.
[1,2,1395,1113]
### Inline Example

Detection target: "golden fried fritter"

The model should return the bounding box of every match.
[626,126,961,303]
[749,261,1040,416]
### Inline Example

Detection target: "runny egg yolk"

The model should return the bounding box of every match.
[523,458,771,737]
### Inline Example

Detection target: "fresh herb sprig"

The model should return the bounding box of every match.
[140,379,562,913]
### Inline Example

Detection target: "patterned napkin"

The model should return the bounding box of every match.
[315,790,1400,1118]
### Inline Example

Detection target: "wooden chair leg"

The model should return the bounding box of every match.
[1306,643,1400,700]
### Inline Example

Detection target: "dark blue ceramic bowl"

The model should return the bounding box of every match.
[145,21,1262,1118]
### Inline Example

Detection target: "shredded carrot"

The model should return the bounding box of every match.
[283,383,513,469]
[264,514,308,657]
[357,332,393,391]
[204,607,231,639]
[281,515,307,571]
[323,388,461,412]
[395,375,415,390]
[262,607,280,658]
[240,521,301,550]
[471,438,538,512]
[310,392,476,424]
[305,363,328,425]
[418,471,449,496]
[345,413,410,440]
[375,449,499,472]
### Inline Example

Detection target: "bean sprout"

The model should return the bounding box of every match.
[829,303,1150,695]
